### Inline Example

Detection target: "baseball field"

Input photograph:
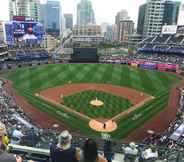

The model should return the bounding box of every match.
[4,63,181,139]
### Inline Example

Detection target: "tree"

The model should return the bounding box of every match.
[128,47,134,56]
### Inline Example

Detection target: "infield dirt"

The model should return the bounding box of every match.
[4,77,184,142]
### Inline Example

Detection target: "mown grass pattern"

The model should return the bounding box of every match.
[4,64,181,138]
[63,90,133,118]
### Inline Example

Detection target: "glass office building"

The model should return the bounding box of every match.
[40,0,61,36]
[163,1,181,25]
[9,0,40,21]
[77,0,95,26]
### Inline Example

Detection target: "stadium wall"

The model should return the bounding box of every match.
[128,60,179,72]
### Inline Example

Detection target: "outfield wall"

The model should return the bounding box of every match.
[128,60,179,72]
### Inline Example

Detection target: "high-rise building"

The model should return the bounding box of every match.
[100,23,115,42]
[115,10,133,44]
[40,0,61,36]
[118,20,134,46]
[112,24,118,42]
[115,10,129,25]
[143,0,166,38]
[77,0,95,26]
[0,21,4,43]
[9,0,40,21]
[137,4,146,35]
[178,3,184,25]
[101,23,109,34]
[138,0,181,37]
[73,25,101,36]
[104,25,114,42]
[72,25,103,44]
[163,1,181,25]
[64,14,73,29]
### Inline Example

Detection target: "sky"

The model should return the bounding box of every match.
[0,0,183,26]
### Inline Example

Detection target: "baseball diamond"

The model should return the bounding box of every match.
[4,63,181,139]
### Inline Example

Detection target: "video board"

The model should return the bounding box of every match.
[4,21,44,45]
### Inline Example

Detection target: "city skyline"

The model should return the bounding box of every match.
[1,0,184,26]
[0,0,148,25]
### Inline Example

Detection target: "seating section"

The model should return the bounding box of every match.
[154,45,169,50]
[152,35,170,43]
[138,34,184,55]
[168,35,184,44]
[144,43,154,48]
[141,37,155,43]
[16,52,50,61]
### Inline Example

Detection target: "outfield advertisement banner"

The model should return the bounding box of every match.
[128,60,179,71]
[157,63,179,71]
[139,62,157,70]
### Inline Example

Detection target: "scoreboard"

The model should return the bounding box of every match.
[4,21,44,45]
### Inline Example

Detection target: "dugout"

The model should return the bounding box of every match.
[71,48,99,63]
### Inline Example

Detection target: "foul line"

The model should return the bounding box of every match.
[36,94,155,123]
[110,96,155,122]
[37,94,91,121]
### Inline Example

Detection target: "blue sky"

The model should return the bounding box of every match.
[0,0,182,25]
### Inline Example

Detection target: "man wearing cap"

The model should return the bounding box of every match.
[50,130,79,162]
[0,122,22,162]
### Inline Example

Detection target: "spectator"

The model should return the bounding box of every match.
[50,130,79,162]
[0,122,7,146]
[11,126,24,144]
[122,142,139,162]
[141,145,158,161]
[103,140,114,162]
[79,138,107,162]
[2,134,10,148]
[0,141,22,162]
[0,122,22,162]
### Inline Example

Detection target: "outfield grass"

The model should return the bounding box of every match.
[3,64,181,139]
[63,90,133,118]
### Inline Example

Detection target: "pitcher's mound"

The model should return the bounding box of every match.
[90,98,104,107]
[89,119,117,132]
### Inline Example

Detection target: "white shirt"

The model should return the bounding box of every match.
[142,148,158,160]
[12,129,24,139]
[123,147,138,155]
